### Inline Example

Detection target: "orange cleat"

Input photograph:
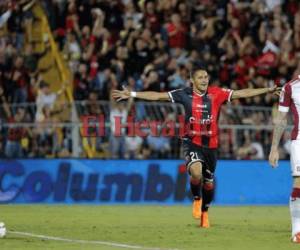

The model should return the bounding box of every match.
[200,211,210,228]
[292,232,300,243]
[192,199,202,219]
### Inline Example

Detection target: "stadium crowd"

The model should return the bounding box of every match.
[0,0,298,159]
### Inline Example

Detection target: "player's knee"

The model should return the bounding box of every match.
[190,176,201,185]
[203,181,214,191]
[189,162,202,180]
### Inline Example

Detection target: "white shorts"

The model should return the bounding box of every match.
[291,140,300,176]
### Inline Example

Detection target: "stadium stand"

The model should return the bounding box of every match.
[0,0,298,159]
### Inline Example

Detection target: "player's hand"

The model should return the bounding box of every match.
[112,86,131,102]
[268,148,279,168]
[268,86,282,96]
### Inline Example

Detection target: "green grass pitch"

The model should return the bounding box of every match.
[0,205,299,250]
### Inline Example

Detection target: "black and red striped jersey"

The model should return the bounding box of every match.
[168,86,233,148]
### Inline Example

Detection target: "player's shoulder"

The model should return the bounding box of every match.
[183,87,193,94]
[170,87,192,94]
[284,76,300,89]
[208,86,231,93]
[207,86,219,92]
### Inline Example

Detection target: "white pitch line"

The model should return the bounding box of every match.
[8,231,179,250]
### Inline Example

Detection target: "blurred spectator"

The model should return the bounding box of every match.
[85,91,102,115]
[168,64,188,89]
[6,2,24,50]
[0,4,12,28]
[124,136,143,159]
[109,98,133,159]
[147,125,171,159]
[35,81,66,121]
[166,13,187,51]
[143,70,162,91]
[36,105,63,156]
[236,132,265,160]
[24,42,51,77]
[1,87,27,158]
[147,135,171,159]
[8,56,30,103]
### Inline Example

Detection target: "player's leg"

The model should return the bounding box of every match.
[189,161,203,197]
[290,140,300,243]
[183,140,204,219]
[199,170,214,228]
[199,148,217,228]
[188,161,203,219]
[290,140,300,242]
[201,169,215,213]
[291,177,300,242]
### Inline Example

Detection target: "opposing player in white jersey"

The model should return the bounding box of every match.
[269,76,300,243]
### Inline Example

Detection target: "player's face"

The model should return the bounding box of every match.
[191,70,209,93]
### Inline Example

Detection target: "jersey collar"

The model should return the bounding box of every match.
[193,90,206,97]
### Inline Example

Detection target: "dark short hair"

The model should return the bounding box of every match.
[189,67,207,79]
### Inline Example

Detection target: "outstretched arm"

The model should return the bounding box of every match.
[231,86,280,100]
[268,111,288,168]
[112,86,170,101]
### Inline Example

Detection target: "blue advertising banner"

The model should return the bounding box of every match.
[0,160,292,205]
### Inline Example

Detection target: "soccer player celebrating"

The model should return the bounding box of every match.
[113,68,279,228]
[269,76,300,242]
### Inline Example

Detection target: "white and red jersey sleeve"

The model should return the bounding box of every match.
[279,83,292,113]
[219,88,234,103]
[209,87,233,104]
[279,77,300,140]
